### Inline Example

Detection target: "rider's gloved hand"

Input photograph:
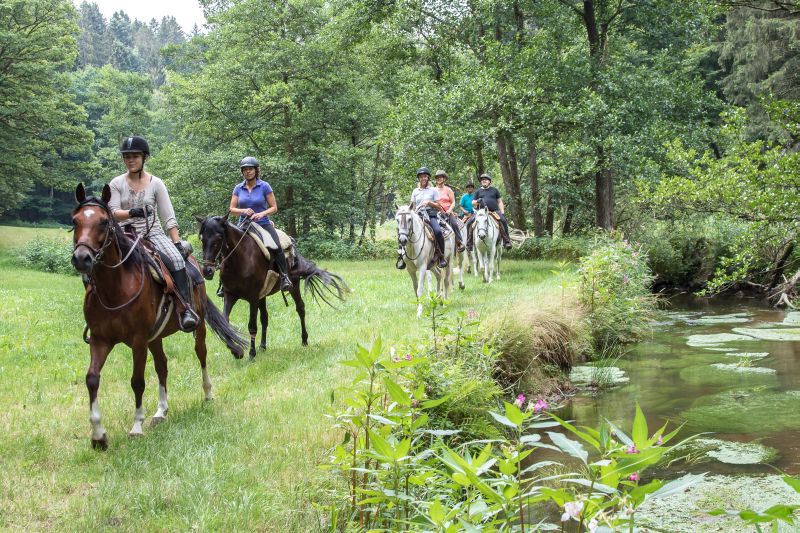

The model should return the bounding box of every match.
[128,207,146,218]
[173,241,186,257]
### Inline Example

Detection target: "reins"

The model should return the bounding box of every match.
[396,209,426,261]
[201,216,254,270]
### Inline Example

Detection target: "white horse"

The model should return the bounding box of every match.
[395,206,455,316]
[473,207,502,283]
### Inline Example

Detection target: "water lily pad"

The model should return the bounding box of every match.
[782,311,800,325]
[569,365,629,386]
[686,333,756,347]
[724,352,768,359]
[686,313,751,325]
[685,438,778,465]
[683,390,800,434]
[637,474,800,532]
[709,363,776,374]
[732,327,800,341]
[679,364,777,387]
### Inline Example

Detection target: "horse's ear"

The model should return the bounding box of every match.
[194,214,205,224]
[221,213,229,223]
[75,183,86,203]
[101,184,111,204]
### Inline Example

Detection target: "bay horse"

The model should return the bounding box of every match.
[196,215,347,358]
[395,206,455,316]
[71,184,248,450]
[473,206,502,283]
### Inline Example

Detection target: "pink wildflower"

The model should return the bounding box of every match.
[533,398,549,413]
[514,394,526,408]
[629,472,639,482]
[560,501,583,522]
[404,353,413,361]
[656,434,663,445]
[626,445,640,454]
[411,399,419,408]
[467,309,478,320]
[392,357,401,363]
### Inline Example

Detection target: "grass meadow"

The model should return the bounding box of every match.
[0,225,567,531]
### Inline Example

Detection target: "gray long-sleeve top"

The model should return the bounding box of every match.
[108,174,178,236]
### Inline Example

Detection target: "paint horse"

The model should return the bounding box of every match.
[196,215,347,358]
[395,205,455,316]
[71,184,248,450]
[473,206,502,283]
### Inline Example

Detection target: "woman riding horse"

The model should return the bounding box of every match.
[396,167,448,270]
[108,136,197,331]
[228,156,292,292]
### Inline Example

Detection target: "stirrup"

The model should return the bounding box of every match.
[280,275,293,291]
[179,309,199,332]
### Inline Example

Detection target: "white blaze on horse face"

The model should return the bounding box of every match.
[83,209,96,219]
[89,400,106,440]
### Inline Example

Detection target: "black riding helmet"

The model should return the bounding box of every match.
[479,173,492,182]
[416,166,431,178]
[240,156,260,168]
[120,136,150,156]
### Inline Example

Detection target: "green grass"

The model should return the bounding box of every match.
[0,225,570,531]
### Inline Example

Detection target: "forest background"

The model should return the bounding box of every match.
[2,0,799,298]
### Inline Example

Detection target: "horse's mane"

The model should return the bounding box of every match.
[75,196,147,269]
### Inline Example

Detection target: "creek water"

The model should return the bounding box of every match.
[559,295,800,477]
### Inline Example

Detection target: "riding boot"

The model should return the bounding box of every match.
[500,218,513,249]
[396,251,406,270]
[171,268,198,332]
[466,225,474,253]
[273,250,293,291]
[435,233,448,268]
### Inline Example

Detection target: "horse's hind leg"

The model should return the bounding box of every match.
[290,285,308,346]
[149,339,169,426]
[129,339,148,437]
[247,300,258,360]
[87,339,111,449]
[259,297,268,350]
[194,319,213,400]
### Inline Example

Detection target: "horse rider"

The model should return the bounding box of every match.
[459,182,475,219]
[434,169,465,252]
[108,135,198,331]
[466,173,513,252]
[396,167,448,270]
[228,156,293,292]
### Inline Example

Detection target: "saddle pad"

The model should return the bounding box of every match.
[247,224,293,263]
[424,222,453,241]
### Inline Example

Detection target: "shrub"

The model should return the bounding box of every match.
[15,236,75,275]
[629,218,741,290]
[506,236,590,261]
[295,234,396,261]
[578,234,657,351]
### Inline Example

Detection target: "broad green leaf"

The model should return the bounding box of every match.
[429,499,445,525]
[421,395,451,409]
[383,377,411,406]
[547,431,588,464]
[783,475,800,493]
[489,411,518,428]
[504,401,524,426]
[632,402,648,448]
[649,473,706,499]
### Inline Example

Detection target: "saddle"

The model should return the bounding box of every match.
[244,224,295,299]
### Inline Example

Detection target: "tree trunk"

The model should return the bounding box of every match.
[358,145,382,246]
[544,195,554,236]
[528,139,544,237]
[475,140,485,178]
[562,204,575,235]
[495,130,526,231]
[595,145,614,229]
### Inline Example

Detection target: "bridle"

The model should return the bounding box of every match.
[73,199,146,310]
[396,208,425,261]
[199,216,253,272]
[475,208,492,244]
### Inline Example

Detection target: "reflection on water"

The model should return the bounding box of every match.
[560,295,800,476]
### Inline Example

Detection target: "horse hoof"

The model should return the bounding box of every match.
[128,430,143,438]
[459,283,465,290]
[248,354,256,362]
[259,343,267,351]
[151,416,166,428]
[302,339,308,346]
[91,434,108,450]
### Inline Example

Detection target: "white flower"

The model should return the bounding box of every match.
[588,518,599,532]
[561,500,583,522]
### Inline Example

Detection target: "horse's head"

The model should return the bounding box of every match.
[394,205,416,246]
[71,183,114,274]
[196,214,228,280]
[475,207,489,240]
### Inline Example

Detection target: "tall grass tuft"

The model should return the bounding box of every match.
[485,299,589,395]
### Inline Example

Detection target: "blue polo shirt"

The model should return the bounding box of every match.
[233,179,273,227]
[459,193,474,214]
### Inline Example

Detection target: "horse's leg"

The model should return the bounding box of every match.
[247,300,258,360]
[458,250,465,290]
[487,244,496,284]
[149,338,169,426]
[129,338,148,437]
[86,338,112,449]
[290,284,308,346]
[223,292,236,319]
[496,244,502,280]
[194,315,213,400]
[416,266,427,317]
[259,297,268,350]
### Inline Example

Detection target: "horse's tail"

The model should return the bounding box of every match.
[291,252,349,308]
[203,296,248,358]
